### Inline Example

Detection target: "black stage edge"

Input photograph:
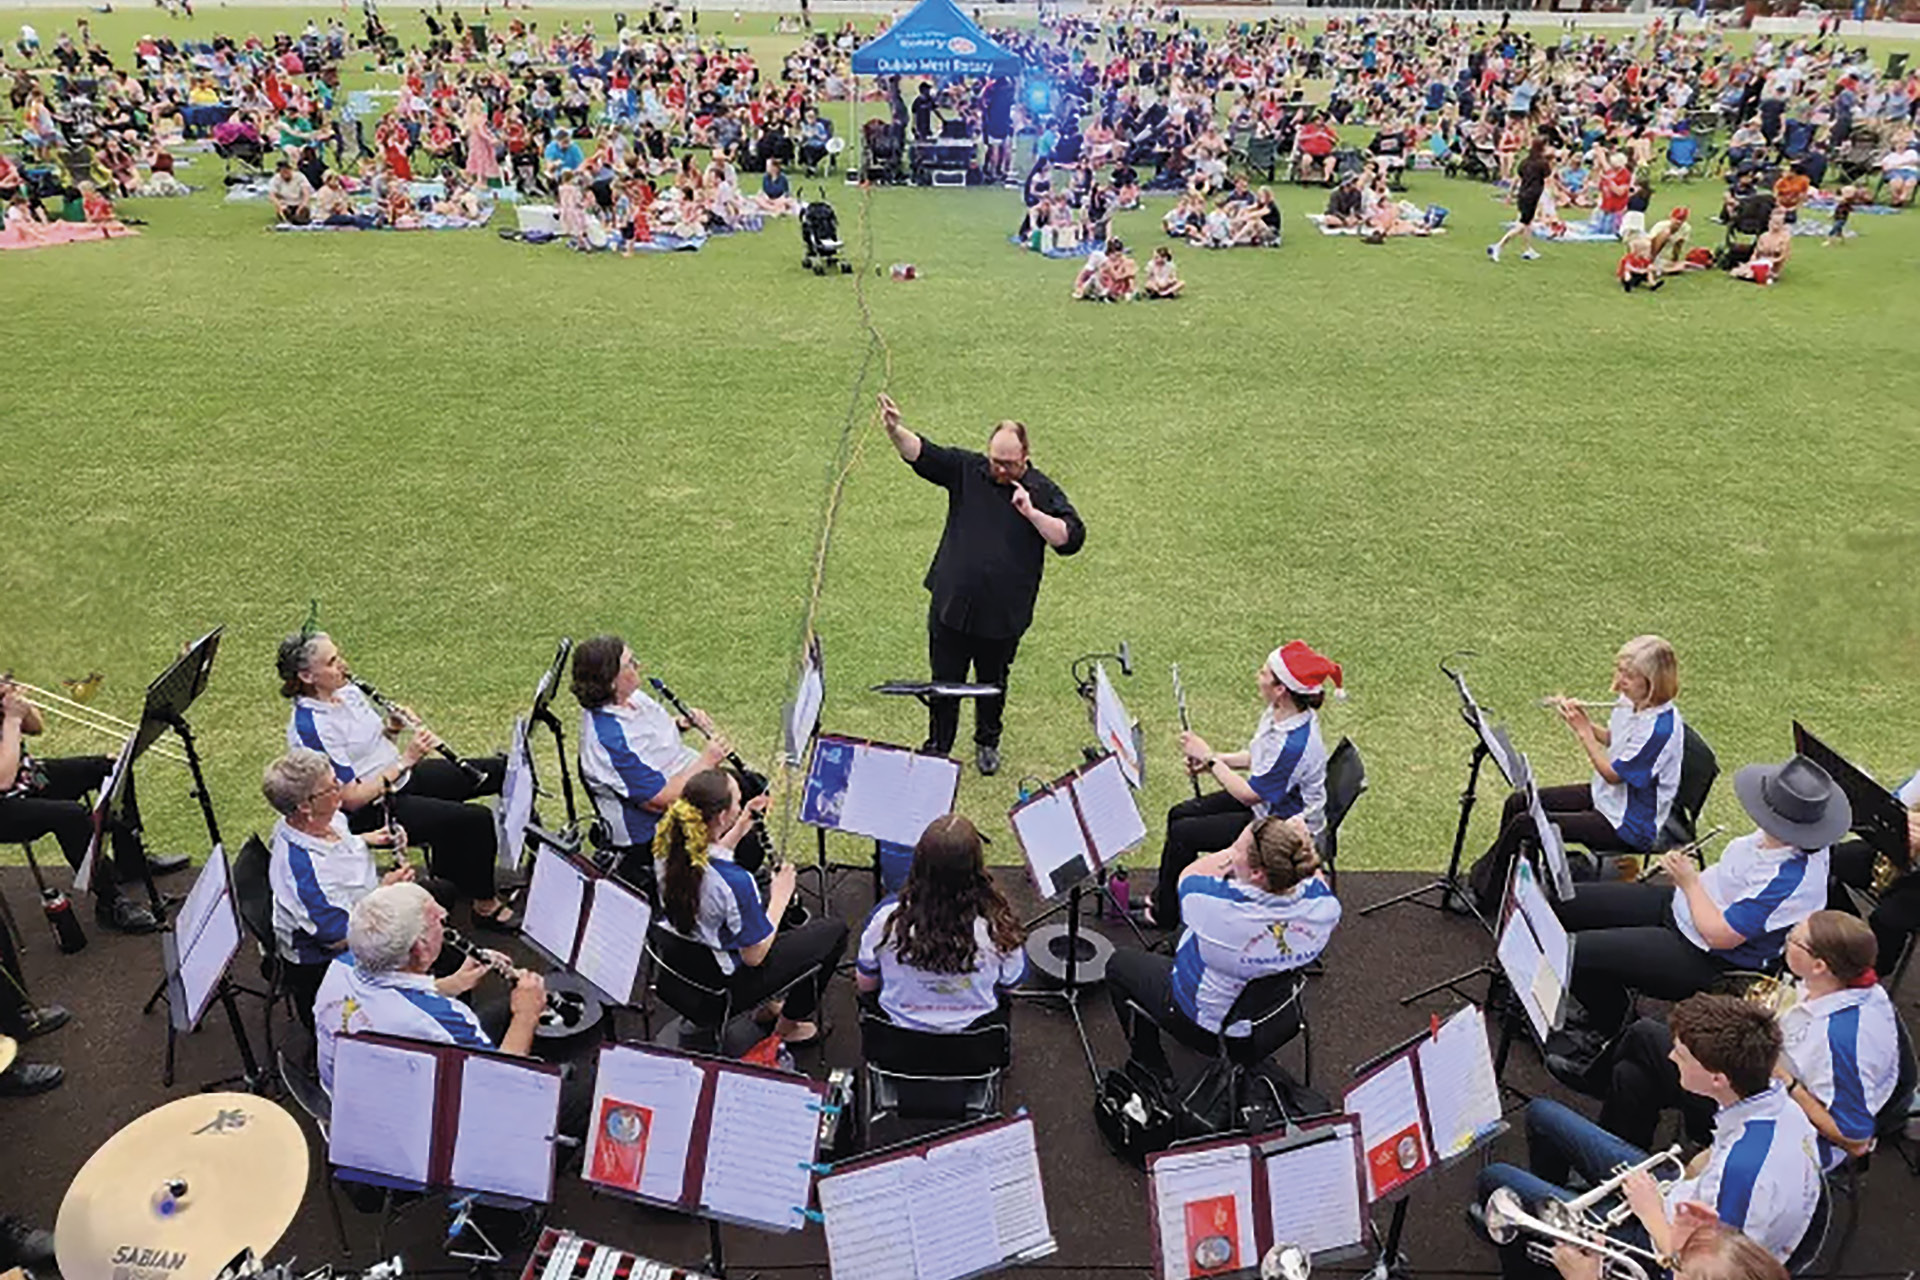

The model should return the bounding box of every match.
[2,866,1914,1276]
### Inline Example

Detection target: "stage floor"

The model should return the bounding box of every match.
[4,864,1915,1278]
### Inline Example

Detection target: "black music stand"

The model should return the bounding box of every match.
[1022,647,1149,952]
[1008,860,1106,1084]
[139,626,225,851]
[1361,655,1521,925]
[1794,721,1913,875]
[528,638,580,829]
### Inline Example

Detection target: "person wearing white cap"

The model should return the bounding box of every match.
[1145,640,1342,930]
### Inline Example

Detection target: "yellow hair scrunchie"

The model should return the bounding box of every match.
[651,798,711,867]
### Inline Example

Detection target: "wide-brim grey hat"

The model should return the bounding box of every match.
[1733,754,1852,850]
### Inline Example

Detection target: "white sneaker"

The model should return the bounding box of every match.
[1521,248,1541,261]
[1486,244,1501,263]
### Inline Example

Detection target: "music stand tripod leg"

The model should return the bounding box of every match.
[1365,1197,1413,1280]
[1360,742,1488,920]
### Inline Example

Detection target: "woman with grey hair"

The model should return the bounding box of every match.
[276,629,515,931]
[263,747,418,1023]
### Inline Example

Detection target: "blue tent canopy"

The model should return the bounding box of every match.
[849,0,1021,79]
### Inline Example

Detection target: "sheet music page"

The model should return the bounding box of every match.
[75,731,137,893]
[1496,914,1554,1042]
[841,745,959,846]
[700,1070,819,1231]
[1072,756,1148,867]
[575,877,651,1006]
[522,848,587,968]
[1526,784,1575,899]
[1149,1145,1256,1280]
[1093,665,1142,789]
[786,657,825,765]
[1415,1006,1503,1161]
[930,1119,1053,1259]
[496,716,537,874]
[328,1038,440,1185]
[1010,788,1093,898]
[173,845,229,954]
[1343,1055,1430,1202]
[178,896,240,1028]
[818,1161,915,1280]
[583,1046,706,1205]
[1513,862,1571,986]
[1264,1127,1365,1259]
[906,1148,1003,1280]
[449,1055,562,1202]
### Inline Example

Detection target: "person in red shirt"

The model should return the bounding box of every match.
[1594,150,1633,236]
[1296,114,1338,184]
[1617,234,1661,292]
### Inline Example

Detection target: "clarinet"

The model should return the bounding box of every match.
[646,675,775,856]
[350,675,488,787]
[441,927,582,1020]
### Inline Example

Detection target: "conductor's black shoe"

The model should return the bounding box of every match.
[10,1004,71,1042]
[96,895,160,934]
[0,1062,64,1098]
[145,852,192,876]
[976,745,1001,776]
[0,1215,57,1269]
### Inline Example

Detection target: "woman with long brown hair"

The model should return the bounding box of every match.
[654,769,846,1046]
[855,815,1026,1032]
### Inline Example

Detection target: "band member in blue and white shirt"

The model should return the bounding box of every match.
[1597,911,1901,1171]
[1478,994,1821,1277]
[1110,815,1340,1081]
[1470,635,1684,915]
[261,748,422,1017]
[1148,640,1341,929]
[314,882,543,1093]
[569,635,732,886]
[1556,754,1849,1039]
[652,769,847,1046]
[857,815,1026,1032]
[277,630,512,930]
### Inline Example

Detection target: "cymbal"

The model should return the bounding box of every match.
[57,1093,308,1280]
[0,1034,15,1077]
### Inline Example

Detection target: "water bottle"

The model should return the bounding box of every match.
[42,888,87,954]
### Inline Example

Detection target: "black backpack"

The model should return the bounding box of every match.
[1094,1064,1177,1167]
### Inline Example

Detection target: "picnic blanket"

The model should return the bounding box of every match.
[1306,214,1445,237]
[1517,218,1623,243]
[1008,233,1100,259]
[274,203,496,231]
[1806,195,1898,214]
[0,222,139,250]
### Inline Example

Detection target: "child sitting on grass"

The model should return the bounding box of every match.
[1616,234,1662,292]
[1143,246,1184,298]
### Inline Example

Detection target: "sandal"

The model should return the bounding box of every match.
[471,902,520,934]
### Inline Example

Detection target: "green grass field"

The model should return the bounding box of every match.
[4,6,1919,875]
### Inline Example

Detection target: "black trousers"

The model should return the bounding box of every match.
[1153,791,1254,926]
[1106,947,1184,1078]
[347,756,504,902]
[727,917,848,1022]
[1468,783,1635,914]
[0,755,148,897]
[926,609,1022,753]
[1596,1016,1715,1151]
[1829,838,1920,974]
[1555,882,1731,1032]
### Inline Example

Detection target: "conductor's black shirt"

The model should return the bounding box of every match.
[910,441,1086,641]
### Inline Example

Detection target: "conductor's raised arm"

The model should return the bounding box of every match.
[877,392,922,463]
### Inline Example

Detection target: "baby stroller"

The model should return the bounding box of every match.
[799,191,852,275]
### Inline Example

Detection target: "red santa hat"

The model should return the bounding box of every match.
[1268,641,1345,700]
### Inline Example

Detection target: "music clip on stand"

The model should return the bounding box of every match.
[1360,654,1498,926]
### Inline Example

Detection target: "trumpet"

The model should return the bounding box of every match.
[1482,1185,1671,1280]
[1713,970,1801,1019]
[0,676,188,764]
[1634,824,1727,882]
[1540,1144,1686,1234]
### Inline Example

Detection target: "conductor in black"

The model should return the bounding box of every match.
[879,392,1086,777]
